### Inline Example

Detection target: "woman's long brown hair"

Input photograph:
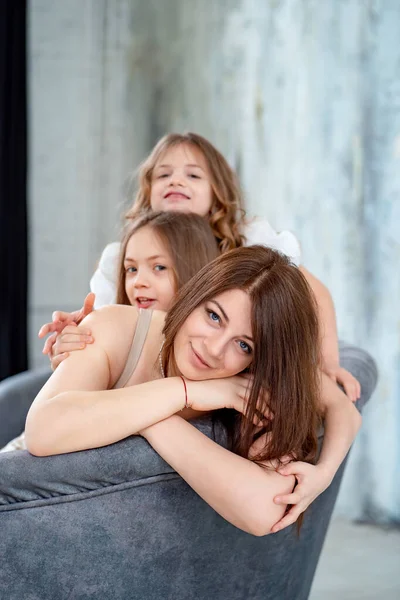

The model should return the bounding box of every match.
[125,132,246,252]
[162,245,321,469]
[116,211,220,305]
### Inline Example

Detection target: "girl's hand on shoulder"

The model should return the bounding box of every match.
[321,361,361,403]
[38,293,96,369]
[47,324,94,370]
[270,461,333,533]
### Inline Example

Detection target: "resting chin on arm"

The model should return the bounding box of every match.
[140,416,295,537]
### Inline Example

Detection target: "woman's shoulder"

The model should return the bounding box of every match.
[82,306,166,344]
[244,217,301,266]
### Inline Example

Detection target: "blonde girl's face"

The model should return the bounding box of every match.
[124,226,177,312]
[150,144,214,217]
[173,289,254,381]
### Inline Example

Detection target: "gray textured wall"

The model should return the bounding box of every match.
[29,0,399,522]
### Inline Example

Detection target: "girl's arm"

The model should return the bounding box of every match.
[299,266,360,401]
[25,307,186,456]
[140,416,295,536]
[271,372,362,532]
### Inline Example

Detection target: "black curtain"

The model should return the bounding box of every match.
[0,1,28,381]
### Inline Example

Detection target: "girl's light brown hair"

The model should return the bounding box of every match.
[162,245,321,471]
[116,211,220,305]
[125,132,246,252]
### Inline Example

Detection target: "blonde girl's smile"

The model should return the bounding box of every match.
[150,143,213,217]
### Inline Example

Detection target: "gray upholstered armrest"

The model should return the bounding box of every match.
[0,417,220,508]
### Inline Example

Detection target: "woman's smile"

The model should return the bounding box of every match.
[174,289,254,380]
[189,343,213,370]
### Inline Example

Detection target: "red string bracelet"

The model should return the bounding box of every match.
[179,375,191,410]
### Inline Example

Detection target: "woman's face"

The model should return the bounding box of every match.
[150,144,213,217]
[124,226,176,311]
[173,289,254,380]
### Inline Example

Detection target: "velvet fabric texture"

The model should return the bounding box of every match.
[0,344,377,600]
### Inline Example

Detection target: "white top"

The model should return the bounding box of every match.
[90,218,301,308]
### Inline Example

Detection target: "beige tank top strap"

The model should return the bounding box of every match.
[113,309,153,389]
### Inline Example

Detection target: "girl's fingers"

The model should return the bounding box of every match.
[77,293,96,322]
[56,333,93,345]
[42,332,57,355]
[52,310,73,323]
[54,341,89,354]
[38,321,66,338]
[51,352,69,371]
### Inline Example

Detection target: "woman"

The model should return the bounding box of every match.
[26,246,361,535]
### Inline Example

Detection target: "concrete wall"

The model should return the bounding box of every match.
[29,0,400,522]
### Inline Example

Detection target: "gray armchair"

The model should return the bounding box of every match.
[0,344,377,600]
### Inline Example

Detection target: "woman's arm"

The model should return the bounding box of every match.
[141,416,295,536]
[299,266,360,401]
[25,307,186,456]
[271,372,362,531]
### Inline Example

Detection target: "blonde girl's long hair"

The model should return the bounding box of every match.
[125,132,246,253]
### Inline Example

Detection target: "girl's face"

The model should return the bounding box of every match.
[150,144,213,217]
[173,289,254,380]
[124,226,176,311]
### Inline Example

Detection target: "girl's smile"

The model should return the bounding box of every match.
[124,226,176,312]
[150,144,213,217]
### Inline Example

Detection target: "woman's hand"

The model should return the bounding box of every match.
[186,375,271,423]
[321,361,361,402]
[38,293,96,368]
[270,461,333,533]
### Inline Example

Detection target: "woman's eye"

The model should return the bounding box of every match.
[238,340,252,354]
[189,173,200,179]
[155,173,169,179]
[154,265,167,272]
[126,266,137,273]
[206,309,220,323]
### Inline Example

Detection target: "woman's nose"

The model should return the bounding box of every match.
[204,335,225,360]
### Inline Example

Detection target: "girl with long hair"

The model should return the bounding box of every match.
[1,212,219,453]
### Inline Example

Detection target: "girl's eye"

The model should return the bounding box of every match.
[188,173,200,179]
[206,309,220,323]
[126,266,137,273]
[156,173,169,179]
[238,340,252,355]
[154,265,167,272]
